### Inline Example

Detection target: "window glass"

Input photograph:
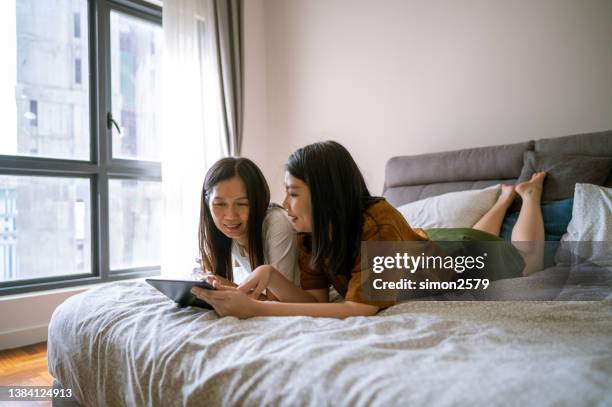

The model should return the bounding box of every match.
[0,0,90,160]
[0,175,92,282]
[109,179,162,270]
[110,11,163,161]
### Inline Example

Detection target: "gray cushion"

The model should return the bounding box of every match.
[535,130,612,157]
[517,151,612,202]
[535,130,612,187]
[384,141,533,189]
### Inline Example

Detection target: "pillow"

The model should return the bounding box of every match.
[500,198,574,242]
[397,185,500,228]
[516,152,612,202]
[559,184,612,265]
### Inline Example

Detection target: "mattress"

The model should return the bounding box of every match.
[48,268,612,407]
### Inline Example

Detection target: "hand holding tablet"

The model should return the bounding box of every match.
[146,278,216,309]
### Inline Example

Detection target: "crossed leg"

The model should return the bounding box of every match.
[472,184,517,236]
[472,172,547,275]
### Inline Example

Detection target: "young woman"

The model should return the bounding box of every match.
[192,141,454,319]
[197,157,300,289]
[472,172,547,275]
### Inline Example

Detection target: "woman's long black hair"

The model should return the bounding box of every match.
[286,141,374,277]
[199,157,270,281]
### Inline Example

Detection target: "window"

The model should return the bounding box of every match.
[0,0,162,295]
[110,11,163,161]
[74,12,81,39]
[29,100,38,127]
[109,179,162,269]
[75,58,82,84]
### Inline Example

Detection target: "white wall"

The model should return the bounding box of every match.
[0,279,147,351]
[0,286,88,350]
[243,0,612,203]
[242,0,275,191]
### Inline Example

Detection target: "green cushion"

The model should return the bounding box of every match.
[426,228,525,280]
[426,227,502,242]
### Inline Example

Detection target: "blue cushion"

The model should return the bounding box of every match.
[500,198,573,268]
[500,198,574,242]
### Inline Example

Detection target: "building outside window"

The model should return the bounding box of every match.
[74,57,82,85]
[74,12,81,39]
[28,99,37,127]
[0,0,163,295]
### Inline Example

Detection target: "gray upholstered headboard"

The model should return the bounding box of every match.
[383,130,612,207]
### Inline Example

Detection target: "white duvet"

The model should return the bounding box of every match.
[48,273,612,407]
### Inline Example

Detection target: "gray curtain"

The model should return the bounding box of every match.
[213,0,243,156]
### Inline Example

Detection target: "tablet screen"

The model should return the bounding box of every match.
[146,278,215,309]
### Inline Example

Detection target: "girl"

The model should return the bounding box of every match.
[192,141,454,318]
[198,157,300,290]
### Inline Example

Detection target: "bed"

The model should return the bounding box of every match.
[48,130,612,407]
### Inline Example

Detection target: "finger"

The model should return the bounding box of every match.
[191,287,222,300]
[208,277,234,291]
[238,277,258,293]
[190,286,209,300]
[250,279,266,299]
[214,283,238,292]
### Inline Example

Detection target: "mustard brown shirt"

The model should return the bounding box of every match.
[298,198,430,308]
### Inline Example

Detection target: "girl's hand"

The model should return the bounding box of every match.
[192,266,237,289]
[191,286,259,319]
[238,265,274,299]
[202,274,237,289]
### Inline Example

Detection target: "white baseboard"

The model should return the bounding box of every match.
[0,324,50,350]
[0,279,145,351]
[0,286,90,351]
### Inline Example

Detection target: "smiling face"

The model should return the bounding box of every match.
[208,176,250,243]
[282,172,313,233]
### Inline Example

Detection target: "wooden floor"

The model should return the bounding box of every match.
[0,342,53,387]
[0,342,59,406]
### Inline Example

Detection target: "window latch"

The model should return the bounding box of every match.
[107,112,121,134]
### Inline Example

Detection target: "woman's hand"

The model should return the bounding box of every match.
[238,265,275,299]
[191,286,259,319]
[202,273,237,289]
[192,266,237,289]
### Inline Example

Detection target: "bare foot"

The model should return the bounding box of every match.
[515,172,546,200]
[496,184,517,205]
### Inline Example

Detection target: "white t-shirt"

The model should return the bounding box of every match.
[231,205,300,286]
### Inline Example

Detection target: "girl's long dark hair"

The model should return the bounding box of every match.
[199,157,270,281]
[286,141,374,277]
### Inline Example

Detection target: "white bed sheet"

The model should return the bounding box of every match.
[48,275,612,407]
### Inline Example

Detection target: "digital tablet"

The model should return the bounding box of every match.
[146,278,215,309]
